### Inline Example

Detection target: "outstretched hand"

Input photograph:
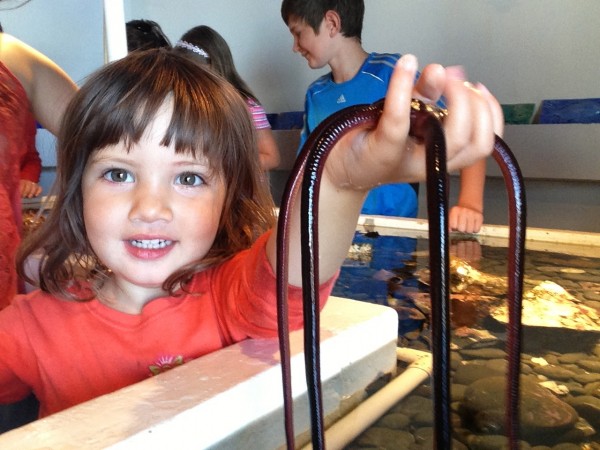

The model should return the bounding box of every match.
[327,54,503,190]
[270,54,504,286]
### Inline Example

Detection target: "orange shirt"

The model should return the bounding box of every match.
[0,231,334,417]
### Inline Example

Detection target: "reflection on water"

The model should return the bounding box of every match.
[334,231,600,449]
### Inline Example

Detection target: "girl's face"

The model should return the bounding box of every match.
[81,102,225,306]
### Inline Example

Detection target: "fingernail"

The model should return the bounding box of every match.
[446,65,466,81]
[398,54,417,71]
[476,82,491,95]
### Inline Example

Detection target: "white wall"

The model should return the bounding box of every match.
[124,0,322,113]
[127,0,600,112]
[2,0,598,111]
[0,0,104,86]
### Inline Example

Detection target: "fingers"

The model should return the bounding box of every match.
[449,206,483,234]
[413,63,447,103]
[365,56,501,184]
[373,54,419,147]
[20,180,43,198]
[476,82,504,137]
[411,63,500,174]
[442,75,497,172]
[352,54,421,185]
[330,56,503,191]
[451,239,482,263]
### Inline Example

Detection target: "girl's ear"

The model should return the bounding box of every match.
[323,10,342,37]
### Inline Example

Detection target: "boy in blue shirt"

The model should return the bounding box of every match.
[281,0,490,232]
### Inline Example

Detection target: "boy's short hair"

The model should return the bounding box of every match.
[281,0,364,40]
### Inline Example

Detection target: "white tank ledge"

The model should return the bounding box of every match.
[356,216,600,257]
[0,296,398,450]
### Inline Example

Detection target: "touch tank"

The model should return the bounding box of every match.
[334,217,600,449]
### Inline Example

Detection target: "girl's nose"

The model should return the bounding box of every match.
[128,182,173,223]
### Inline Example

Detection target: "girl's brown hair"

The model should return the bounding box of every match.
[176,25,258,103]
[17,48,276,300]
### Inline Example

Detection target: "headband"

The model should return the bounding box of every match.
[175,40,209,58]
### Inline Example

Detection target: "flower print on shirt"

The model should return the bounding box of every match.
[149,354,185,376]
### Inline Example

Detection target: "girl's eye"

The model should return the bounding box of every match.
[176,172,203,187]
[103,169,133,183]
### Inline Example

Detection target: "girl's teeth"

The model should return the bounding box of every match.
[131,239,172,249]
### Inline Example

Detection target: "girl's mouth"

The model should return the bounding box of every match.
[130,239,173,249]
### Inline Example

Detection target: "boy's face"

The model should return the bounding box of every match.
[286,16,332,70]
[81,100,225,301]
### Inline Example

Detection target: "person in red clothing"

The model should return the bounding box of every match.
[1,48,502,420]
[0,32,77,310]
[0,24,55,201]
[0,30,77,433]
[19,123,43,199]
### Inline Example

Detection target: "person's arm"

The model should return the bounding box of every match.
[246,99,281,171]
[449,98,505,234]
[256,127,281,171]
[266,54,503,287]
[449,158,487,233]
[4,34,78,135]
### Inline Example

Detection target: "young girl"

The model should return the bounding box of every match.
[0,48,501,419]
[175,25,281,171]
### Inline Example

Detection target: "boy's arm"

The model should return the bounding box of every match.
[450,97,505,234]
[266,54,503,287]
[449,158,487,233]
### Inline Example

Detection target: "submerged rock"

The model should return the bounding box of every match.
[354,427,414,449]
[564,395,600,428]
[462,433,531,450]
[454,361,506,386]
[462,376,579,443]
